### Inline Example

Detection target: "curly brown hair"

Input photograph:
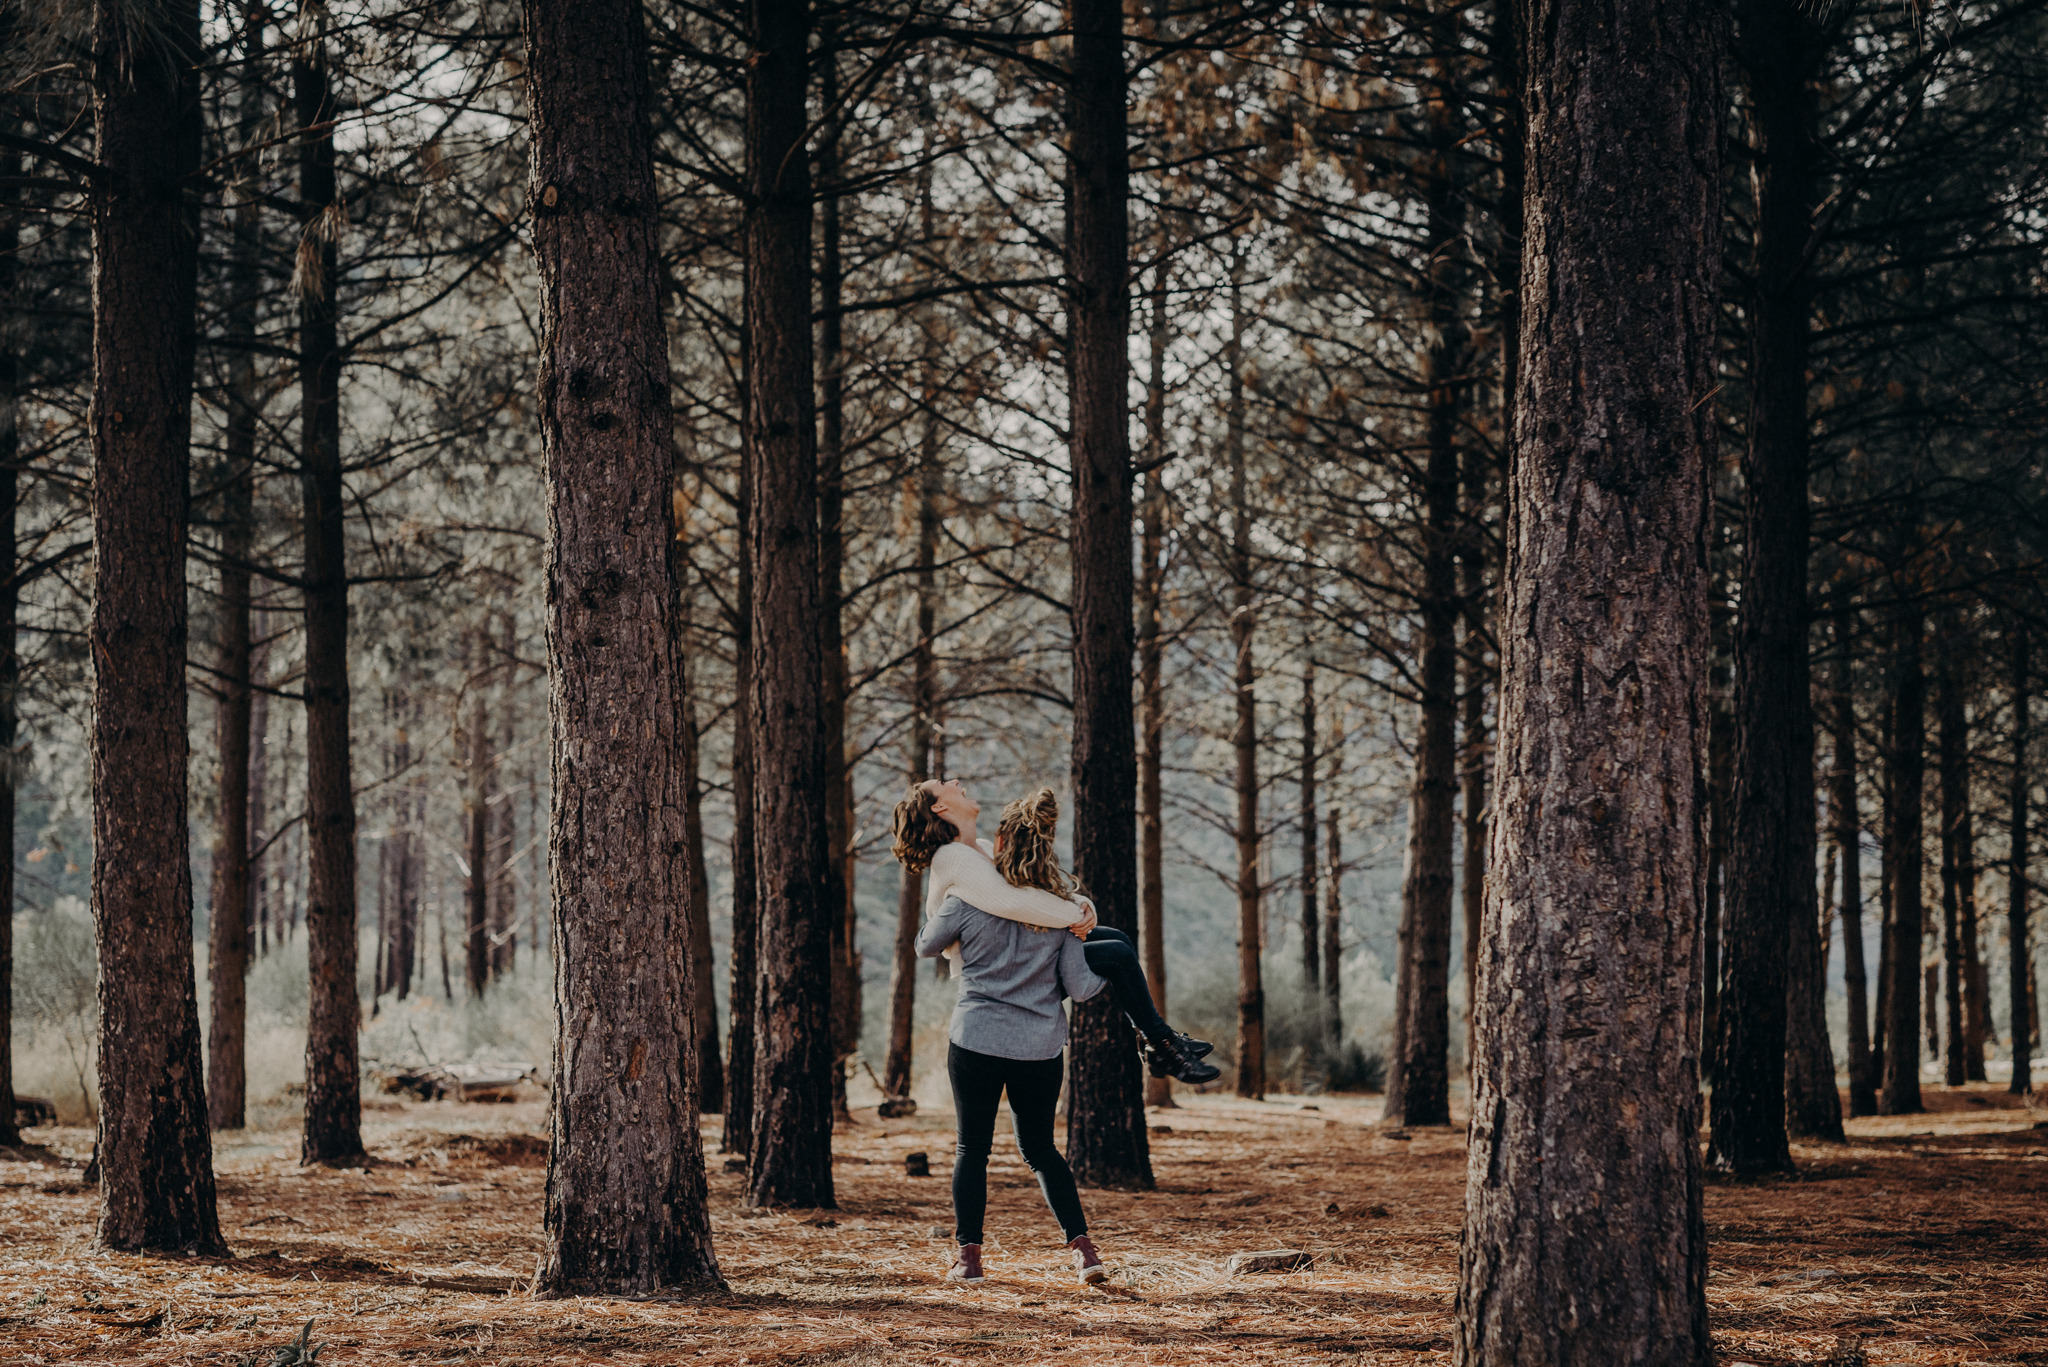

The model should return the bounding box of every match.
[890,782,953,873]
[993,788,1076,899]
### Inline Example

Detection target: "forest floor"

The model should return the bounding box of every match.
[2,1083,2044,1365]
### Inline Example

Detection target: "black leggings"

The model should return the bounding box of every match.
[1081,926,1171,1038]
[947,1043,1087,1246]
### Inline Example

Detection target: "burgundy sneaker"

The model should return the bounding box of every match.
[1068,1235,1108,1285]
[947,1242,986,1283]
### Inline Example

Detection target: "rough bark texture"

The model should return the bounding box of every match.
[1454,0,1719,1350]
[742,0,834,1209]
[676,590,723,1115]
[1226,267,1264,1104]
[882,341,941,1103]
[1383,151,1464,1127]
[1713,1,1828,1169]
[296,42,365,1167]
[525,0,722,1292]
[1833,632,1877,1117]
[721,522,757,1158]
[1702,657,1730,1075]
[0,122,21,1150]
[2010,624,2032,1097]
[1139,269,1172,1108]
[1880,597,1926,1116]
[1062,0,1150,1190]
[89,0,225,1252]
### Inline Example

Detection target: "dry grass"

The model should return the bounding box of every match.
[1,1083,2044,1364]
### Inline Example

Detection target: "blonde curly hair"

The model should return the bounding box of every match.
[993,788,1077,899]
[890,781,953,874]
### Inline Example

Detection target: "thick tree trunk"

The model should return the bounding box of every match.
[89,0,224,1250]
[742,0,834,1207]
[1937,638,1971,1086]
[1832,629,1877,1116]
[1226,266,1264,1104]
[816,72,859,1123]
[296,41,364,1166]
[2010,623,2032,1096]
[1880,595,1926,1115]
[1139,266,1173,1107]
[1713,7,1827,1168]
[524,0,722,1291]
[1384,151,1464,1127]
[1063,0,1150,1189]
[1454,0,1720,1350]
[882,317,941,1104]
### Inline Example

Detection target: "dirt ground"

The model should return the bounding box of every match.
[2,1083,2044,1365]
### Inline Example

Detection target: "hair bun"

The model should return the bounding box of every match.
[1028,788,1059,834]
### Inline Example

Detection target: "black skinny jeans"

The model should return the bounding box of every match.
[948,1043,1087,1246]
[1081,926,1170,1038]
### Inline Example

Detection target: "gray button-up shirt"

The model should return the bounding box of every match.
[915,894,1107,1061]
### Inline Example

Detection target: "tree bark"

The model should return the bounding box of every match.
[1880,594,1926,1116]
[492,619,518,978]
[1832,626,1877,1116]
[1937,634,1971,1086]
[250,622,270,958]
[1712,3,1828,1169]
[524,0,722,1291]
[1300,665,1319,1005]
[89,0,225,1251]
[464,658,491,998]
[721,507,757,1157]
[1139,264,1173,1107]
[1062,0,1150,1189]
[0,116,21,1150]
[742,0,834,1207]
[1227,262,1264,1104]
[2010,622,2032,1096]
[815,56,859,1123]
[1702,654,1730,1076]
[882,276,942,1103]
[295,39,365,1167]
[1324,727,1344,1033]
[1383,139,1465,1127]
[676,581,723,1115]
[1454,0,1719,1349]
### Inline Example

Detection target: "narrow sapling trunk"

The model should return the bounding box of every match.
[676,589,724,1115]
[1139,266,1172,1107]
[1324,720,1345,1032]
[1832,630,1877,1116]
[1938,640,1970,1087]
[1062,0,1150,1189]
[1299,665,1319,1003]
[2010,623,2032,1097]
[742,0,834,1207]
[525,0,722,1290]
[722,516,758,1158]
[1881,595,1926,1116]
[1226,265,1264,1103]
[1455,0,1720,1349]
[464,667,491,998]
[89,0,225,1251]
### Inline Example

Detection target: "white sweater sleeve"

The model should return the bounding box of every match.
[925,841,1089,928]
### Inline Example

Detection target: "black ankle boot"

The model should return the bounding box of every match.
[1145,1033,1221,1084]
[1172,1030,1214,1059]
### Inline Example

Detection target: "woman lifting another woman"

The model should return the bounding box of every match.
[892,778,1217,1285]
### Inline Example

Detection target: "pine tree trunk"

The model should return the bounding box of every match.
[1937,637,1970,1086]
[1384,147,1464,1127]
[742,0,834,1207]
[207,279,257,1128]
[296,40,364,1166]
[1324,795,1343,1033]
[525,0,722,1290]
[1714,4,1828,1168]
[2010,623,2032,1096]
[0,119,21,1150]
[883,341,941,1103]
[464,675,491,998]
[1833,629,1877,1116]
[492,624,518,977]
[1455,0,1719,1349]
[1227,264,1264,1104]
[89,0,225,1250]
[1702,658,1730,1075]
[722,523,757,1157]
[1880,595,1926,1115]
[816,67,859,1121]
[1300,665,1319,1004]
[676,587,723,1115]
[250,624,270,958]
[1062,0,1150,1189]
[1139,266,1172,1107]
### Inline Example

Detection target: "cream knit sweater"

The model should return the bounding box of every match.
[924,839,1091,960]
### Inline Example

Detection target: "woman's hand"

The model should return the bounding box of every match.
[1071,899,1098,938]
